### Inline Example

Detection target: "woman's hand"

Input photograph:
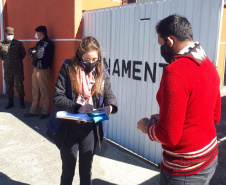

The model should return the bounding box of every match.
[97,105,112,116]
[78,104,94,113]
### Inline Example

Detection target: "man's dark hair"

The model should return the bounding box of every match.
[156,14,193,41]
[35,25,47,36]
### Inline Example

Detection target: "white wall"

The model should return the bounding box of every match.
[83,0,224,164]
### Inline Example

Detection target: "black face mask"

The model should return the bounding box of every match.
[81,60,98,73]
[160,42,175,64]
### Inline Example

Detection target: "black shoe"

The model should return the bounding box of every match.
[46,130,55,141]
[24,113,39,117]
[5,97,14,109]
[20,104,25,109]
[19,97,25,109]
[39,114,50,119]
[5,103,14,109]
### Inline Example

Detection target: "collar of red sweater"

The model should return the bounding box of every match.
[172,42,207,66]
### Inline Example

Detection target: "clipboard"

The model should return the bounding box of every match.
[56,110,109,123]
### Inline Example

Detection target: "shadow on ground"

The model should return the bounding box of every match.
[92,176,160,185]
[0,94,50,139]
[92,179,118,185]
[0,172,29,185]
[1,94,225,185]
[0,94,159,171]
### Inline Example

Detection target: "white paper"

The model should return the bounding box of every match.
[56,111,93,121]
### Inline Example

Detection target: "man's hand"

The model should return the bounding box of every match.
[137,118,152,134]
[150,114,159,124]
[97,105,112,116]
[78,104,93,114]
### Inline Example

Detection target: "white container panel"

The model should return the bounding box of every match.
[82,0,223,164]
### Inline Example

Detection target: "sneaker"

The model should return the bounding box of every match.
[24,113,39,117]
[39,114,50,119]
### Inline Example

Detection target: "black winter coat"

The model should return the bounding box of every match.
[53,60,118,149]
[28,36,54,69]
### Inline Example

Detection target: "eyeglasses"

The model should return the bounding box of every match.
[82,58,100,63]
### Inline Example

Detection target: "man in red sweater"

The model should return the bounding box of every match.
[137,14,221,185]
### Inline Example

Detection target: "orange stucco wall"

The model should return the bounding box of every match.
[0,0,121,110]
[1,0,225,103]
[217,7,226,89]
[83,0,121,10]
[3,0,76,39]
[0,0,82,111]
[0,64,2,93]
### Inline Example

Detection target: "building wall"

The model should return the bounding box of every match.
[83,0,224,164]
[83,0,121,10]
[125,1,226,89]
[0,0,82,111]
[0,0,122,110]
[0,0,4,94]
[217,6,226,89]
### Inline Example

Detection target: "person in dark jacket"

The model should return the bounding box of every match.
[0,27,26,109]
[53,36,118,185]
[24,25,54,119]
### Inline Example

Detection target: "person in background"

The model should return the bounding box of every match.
[24,25,54,119]
[53,36,118,185]
[137,14,221,185]
[0,27,26,109]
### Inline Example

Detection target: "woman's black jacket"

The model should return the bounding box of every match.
[53,59,118,149]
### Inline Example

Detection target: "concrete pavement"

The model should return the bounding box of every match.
[0,94,160,185]
[0,93,226,185]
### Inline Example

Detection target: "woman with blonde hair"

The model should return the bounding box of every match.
[53,36,118,185]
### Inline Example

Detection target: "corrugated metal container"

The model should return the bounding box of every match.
[83,0,224,164]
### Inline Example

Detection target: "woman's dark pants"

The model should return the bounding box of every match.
[60,122,98,185]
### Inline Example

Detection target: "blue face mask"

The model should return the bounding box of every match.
[80,60,98,73]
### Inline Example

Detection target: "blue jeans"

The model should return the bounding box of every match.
[60,122,98,185]
[159,155,218,185]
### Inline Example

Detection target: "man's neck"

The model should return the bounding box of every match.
[6,39,12,43]
[174,40,194,54]
[40,36,46,40]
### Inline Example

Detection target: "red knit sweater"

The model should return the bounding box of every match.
[148,55,221,176]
